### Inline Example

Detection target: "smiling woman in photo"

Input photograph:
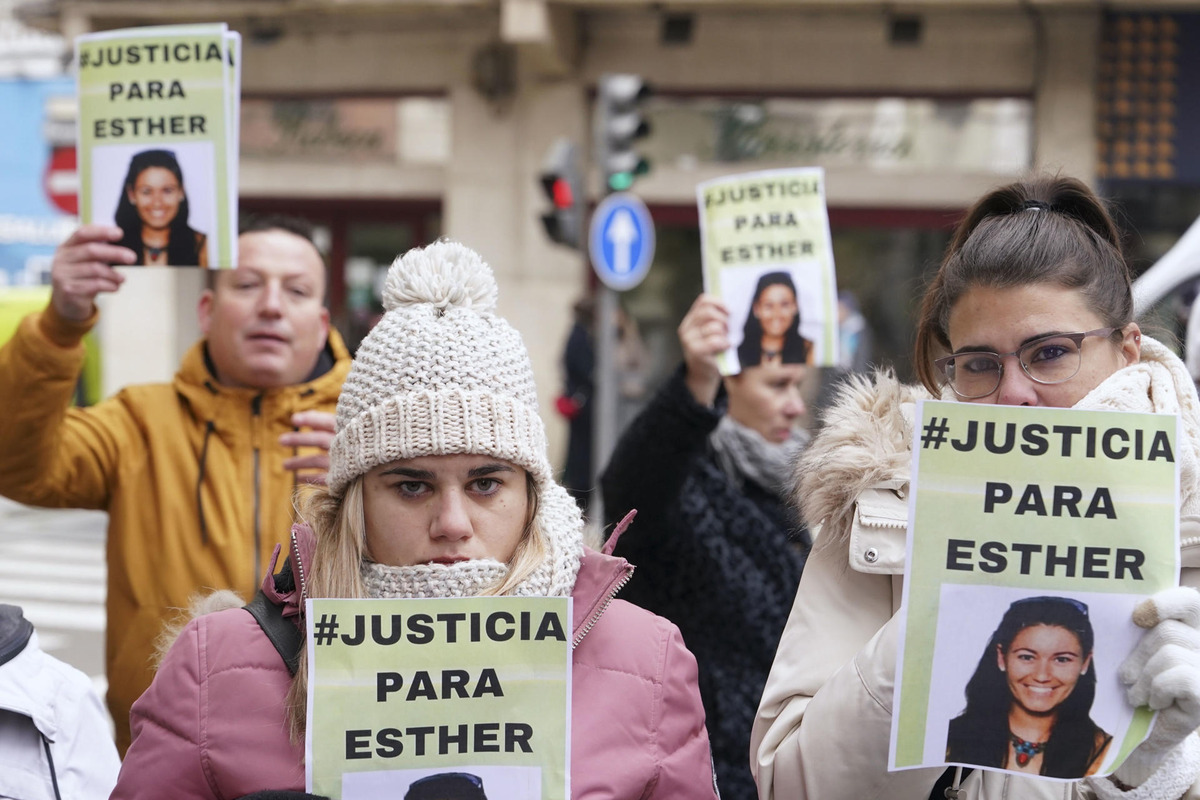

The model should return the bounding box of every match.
[114,149,207,267]
[736,271,812,369]
[946,596,1112,778]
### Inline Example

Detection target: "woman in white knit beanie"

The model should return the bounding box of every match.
[113,240,719,800]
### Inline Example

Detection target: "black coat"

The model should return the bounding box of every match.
[600,366,810,800]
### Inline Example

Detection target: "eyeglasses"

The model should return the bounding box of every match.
[934,328,1116,400]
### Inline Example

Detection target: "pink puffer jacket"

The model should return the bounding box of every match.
[112,525,718,799]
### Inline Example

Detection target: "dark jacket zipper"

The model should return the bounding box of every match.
[252,394,263,584]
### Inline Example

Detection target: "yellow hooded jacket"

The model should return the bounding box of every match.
[0,305,351,754]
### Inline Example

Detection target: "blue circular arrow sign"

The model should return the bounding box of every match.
[589,192,655,291]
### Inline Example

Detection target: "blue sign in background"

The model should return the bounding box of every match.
[589,192,655,292]
[0,77,77,285]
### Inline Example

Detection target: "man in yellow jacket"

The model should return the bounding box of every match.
[0,218,351,754]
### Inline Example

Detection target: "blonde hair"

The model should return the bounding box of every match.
[284,469,545,741]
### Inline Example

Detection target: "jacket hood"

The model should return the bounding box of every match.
[792,370,928,542]
[0,630,59,739]
[0,604,32,667]
[260,524,315,621]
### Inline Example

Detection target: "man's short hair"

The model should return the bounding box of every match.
[206,213,329,298]
[239,212,319,245]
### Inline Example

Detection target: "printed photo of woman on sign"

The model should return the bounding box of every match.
[115,148,208,267]
[343,764,540,800]
[725,267,817,373]
[736,270,812,368]
[945,595,1113,778]
[403,771,489,800]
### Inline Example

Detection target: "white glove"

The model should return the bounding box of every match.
[1089,587,1200,799]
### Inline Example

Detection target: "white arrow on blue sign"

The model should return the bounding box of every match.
[589,192,655,291]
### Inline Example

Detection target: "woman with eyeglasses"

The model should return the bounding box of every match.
[751,175,1200,800]
[946,596,1111,778]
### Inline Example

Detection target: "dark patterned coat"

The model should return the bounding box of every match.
[600,366,809,800]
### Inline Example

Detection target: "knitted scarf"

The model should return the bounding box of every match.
[1075,335,1200,517]
[362,559,509,599]
[709,414,809,497]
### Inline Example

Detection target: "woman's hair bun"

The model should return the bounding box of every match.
[381,238,499,314]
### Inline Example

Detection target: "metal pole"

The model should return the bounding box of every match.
[591,285,619,525]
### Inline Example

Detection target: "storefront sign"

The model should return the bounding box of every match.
[241,97,449,164]
[646,96,1032,175]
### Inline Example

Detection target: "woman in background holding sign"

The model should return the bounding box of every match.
[601,287,811,800]
[115,148,207,267]
[751,175,1200,800]
[110,241,717,799]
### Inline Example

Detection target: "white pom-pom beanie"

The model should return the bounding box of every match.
[328,240,583,597]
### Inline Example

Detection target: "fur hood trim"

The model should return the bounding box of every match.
[793,337,1200,540]
[793,370,930,540]
[153,589,245,667]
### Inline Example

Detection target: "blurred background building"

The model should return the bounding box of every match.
[6,0,1200,468]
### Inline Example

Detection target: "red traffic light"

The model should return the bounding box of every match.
[538,138,584,249]
[552,177,574,208]
[540,176,574,209]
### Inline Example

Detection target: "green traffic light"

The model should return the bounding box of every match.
[608,172,634,191]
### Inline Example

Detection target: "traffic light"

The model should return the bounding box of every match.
[596,73,651,192]
[538,138,584,249]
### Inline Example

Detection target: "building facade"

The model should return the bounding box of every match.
[15,0,1152,472]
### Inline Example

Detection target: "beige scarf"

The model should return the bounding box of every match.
[1076,336,1200,517]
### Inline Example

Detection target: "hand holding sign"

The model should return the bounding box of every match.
[1097,587,1200,794]
[677,294,730,408]
[50,225,135,322]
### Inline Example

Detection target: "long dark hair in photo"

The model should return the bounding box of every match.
[115,149,199,266]
[946,596,1105,777]
[736,270,811,368]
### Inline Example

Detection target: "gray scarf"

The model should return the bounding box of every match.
[709,414,809,497]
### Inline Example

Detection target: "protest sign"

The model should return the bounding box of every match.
[76,23,240,268]
[696,166,838,374]
[891,401,1180,780]
[306,596,572,800]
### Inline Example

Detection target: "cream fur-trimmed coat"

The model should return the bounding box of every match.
[751,337,1200,800]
